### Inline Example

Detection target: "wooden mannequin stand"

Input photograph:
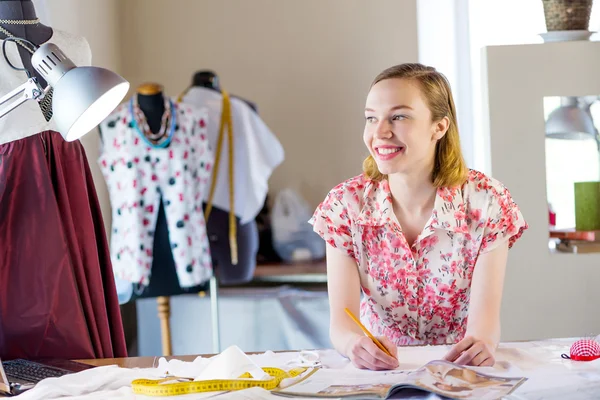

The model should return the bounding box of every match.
[154,275,221,356]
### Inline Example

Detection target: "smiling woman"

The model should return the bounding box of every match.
[308,63,528,371]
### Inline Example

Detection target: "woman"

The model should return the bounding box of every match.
[309,63,527,370]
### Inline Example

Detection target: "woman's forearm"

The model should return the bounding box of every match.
[466,317,501,350]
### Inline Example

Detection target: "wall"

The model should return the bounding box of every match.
[36,0,419,226]
[482,41,600,340]
[119,0,419,208]
[38,0,123,236]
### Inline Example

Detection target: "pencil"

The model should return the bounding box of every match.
[344,308,395,358]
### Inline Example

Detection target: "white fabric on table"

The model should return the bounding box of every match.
[15,339,600,399]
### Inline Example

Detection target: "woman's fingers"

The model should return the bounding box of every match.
[378,336,399,359]
[443,336,496,366]
[361,337,398,368]
[349,336,398,370]
[443,336,475,362]
[454,342,484,365]
[353,347,391,371]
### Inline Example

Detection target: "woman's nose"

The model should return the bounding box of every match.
[374,120,392,139]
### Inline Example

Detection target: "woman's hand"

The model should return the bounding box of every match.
[443,336,496,367]
[347,335,399,370]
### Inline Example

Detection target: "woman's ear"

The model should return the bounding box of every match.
[433,116,450,141]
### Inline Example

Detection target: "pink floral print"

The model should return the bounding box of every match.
[309,170,527,346]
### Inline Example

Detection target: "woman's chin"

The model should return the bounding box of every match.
[375,163,399,176]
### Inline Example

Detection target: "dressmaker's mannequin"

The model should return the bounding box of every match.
[0,0,127,360]
[190,71,283,266]
[99,84,215,355]
[130,83,211,298]
[187,71,259,285]
[131,84,207,357]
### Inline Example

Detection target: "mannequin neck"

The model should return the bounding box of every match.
[0,0,52,87]
[137,92,166,134]
[0,0,37,20]
[192,71,220,92]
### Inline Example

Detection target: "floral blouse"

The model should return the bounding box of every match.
[309,170,528,346]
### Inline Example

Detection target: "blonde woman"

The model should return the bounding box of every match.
[310,63,527,371]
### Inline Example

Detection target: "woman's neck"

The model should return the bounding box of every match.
[387,161,437,215]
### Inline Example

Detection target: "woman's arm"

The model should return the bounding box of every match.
[443,241,509,366]
[326,243,398,370]
[326,243,364,354]
[466,240,509,347]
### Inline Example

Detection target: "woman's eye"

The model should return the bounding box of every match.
[365,116,376,123]
[392,114,407,121]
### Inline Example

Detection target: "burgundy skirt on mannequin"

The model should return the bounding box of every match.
[0,131,126,360]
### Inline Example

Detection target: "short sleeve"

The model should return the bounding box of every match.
[308,187,356,260]
[480,183,528,254]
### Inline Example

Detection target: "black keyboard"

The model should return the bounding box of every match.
[2,359,69,383]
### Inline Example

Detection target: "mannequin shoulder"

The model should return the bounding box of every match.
[51,29,92,66]
[174,100,209,122]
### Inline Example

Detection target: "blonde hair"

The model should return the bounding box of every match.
[362,63,468,188]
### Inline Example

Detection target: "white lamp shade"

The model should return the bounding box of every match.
[53,67,129,141]
[31,42,129,141]
[545,105,597,140]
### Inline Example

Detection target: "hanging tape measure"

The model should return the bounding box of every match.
[131,366,312,397]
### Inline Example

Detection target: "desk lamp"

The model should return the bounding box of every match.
[545,96,599,145]
[0,37,129,141]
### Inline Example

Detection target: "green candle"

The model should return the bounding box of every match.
[574,181,600,231]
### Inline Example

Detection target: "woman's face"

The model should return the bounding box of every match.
[363,78,447,177]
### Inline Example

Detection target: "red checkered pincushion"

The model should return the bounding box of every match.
[562,339,600,361]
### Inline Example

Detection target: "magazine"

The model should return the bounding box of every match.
[274,360,527,400]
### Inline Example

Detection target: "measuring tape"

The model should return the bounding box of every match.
[131,367,311,397]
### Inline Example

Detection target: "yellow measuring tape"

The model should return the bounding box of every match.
[204,89,237,265]
[178,86,238,265]
[131,367,310,397]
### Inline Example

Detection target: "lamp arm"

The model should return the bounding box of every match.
[0,78,46,119]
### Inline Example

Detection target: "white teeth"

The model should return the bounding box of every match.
[378,148,400,155]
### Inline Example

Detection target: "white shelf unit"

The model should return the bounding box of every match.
[481,40,600,341]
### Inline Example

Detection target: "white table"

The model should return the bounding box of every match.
[15,338,600,399]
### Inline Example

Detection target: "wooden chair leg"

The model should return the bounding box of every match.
[157,296,172,356]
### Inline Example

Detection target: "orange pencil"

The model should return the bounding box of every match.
[344,308,395,358]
